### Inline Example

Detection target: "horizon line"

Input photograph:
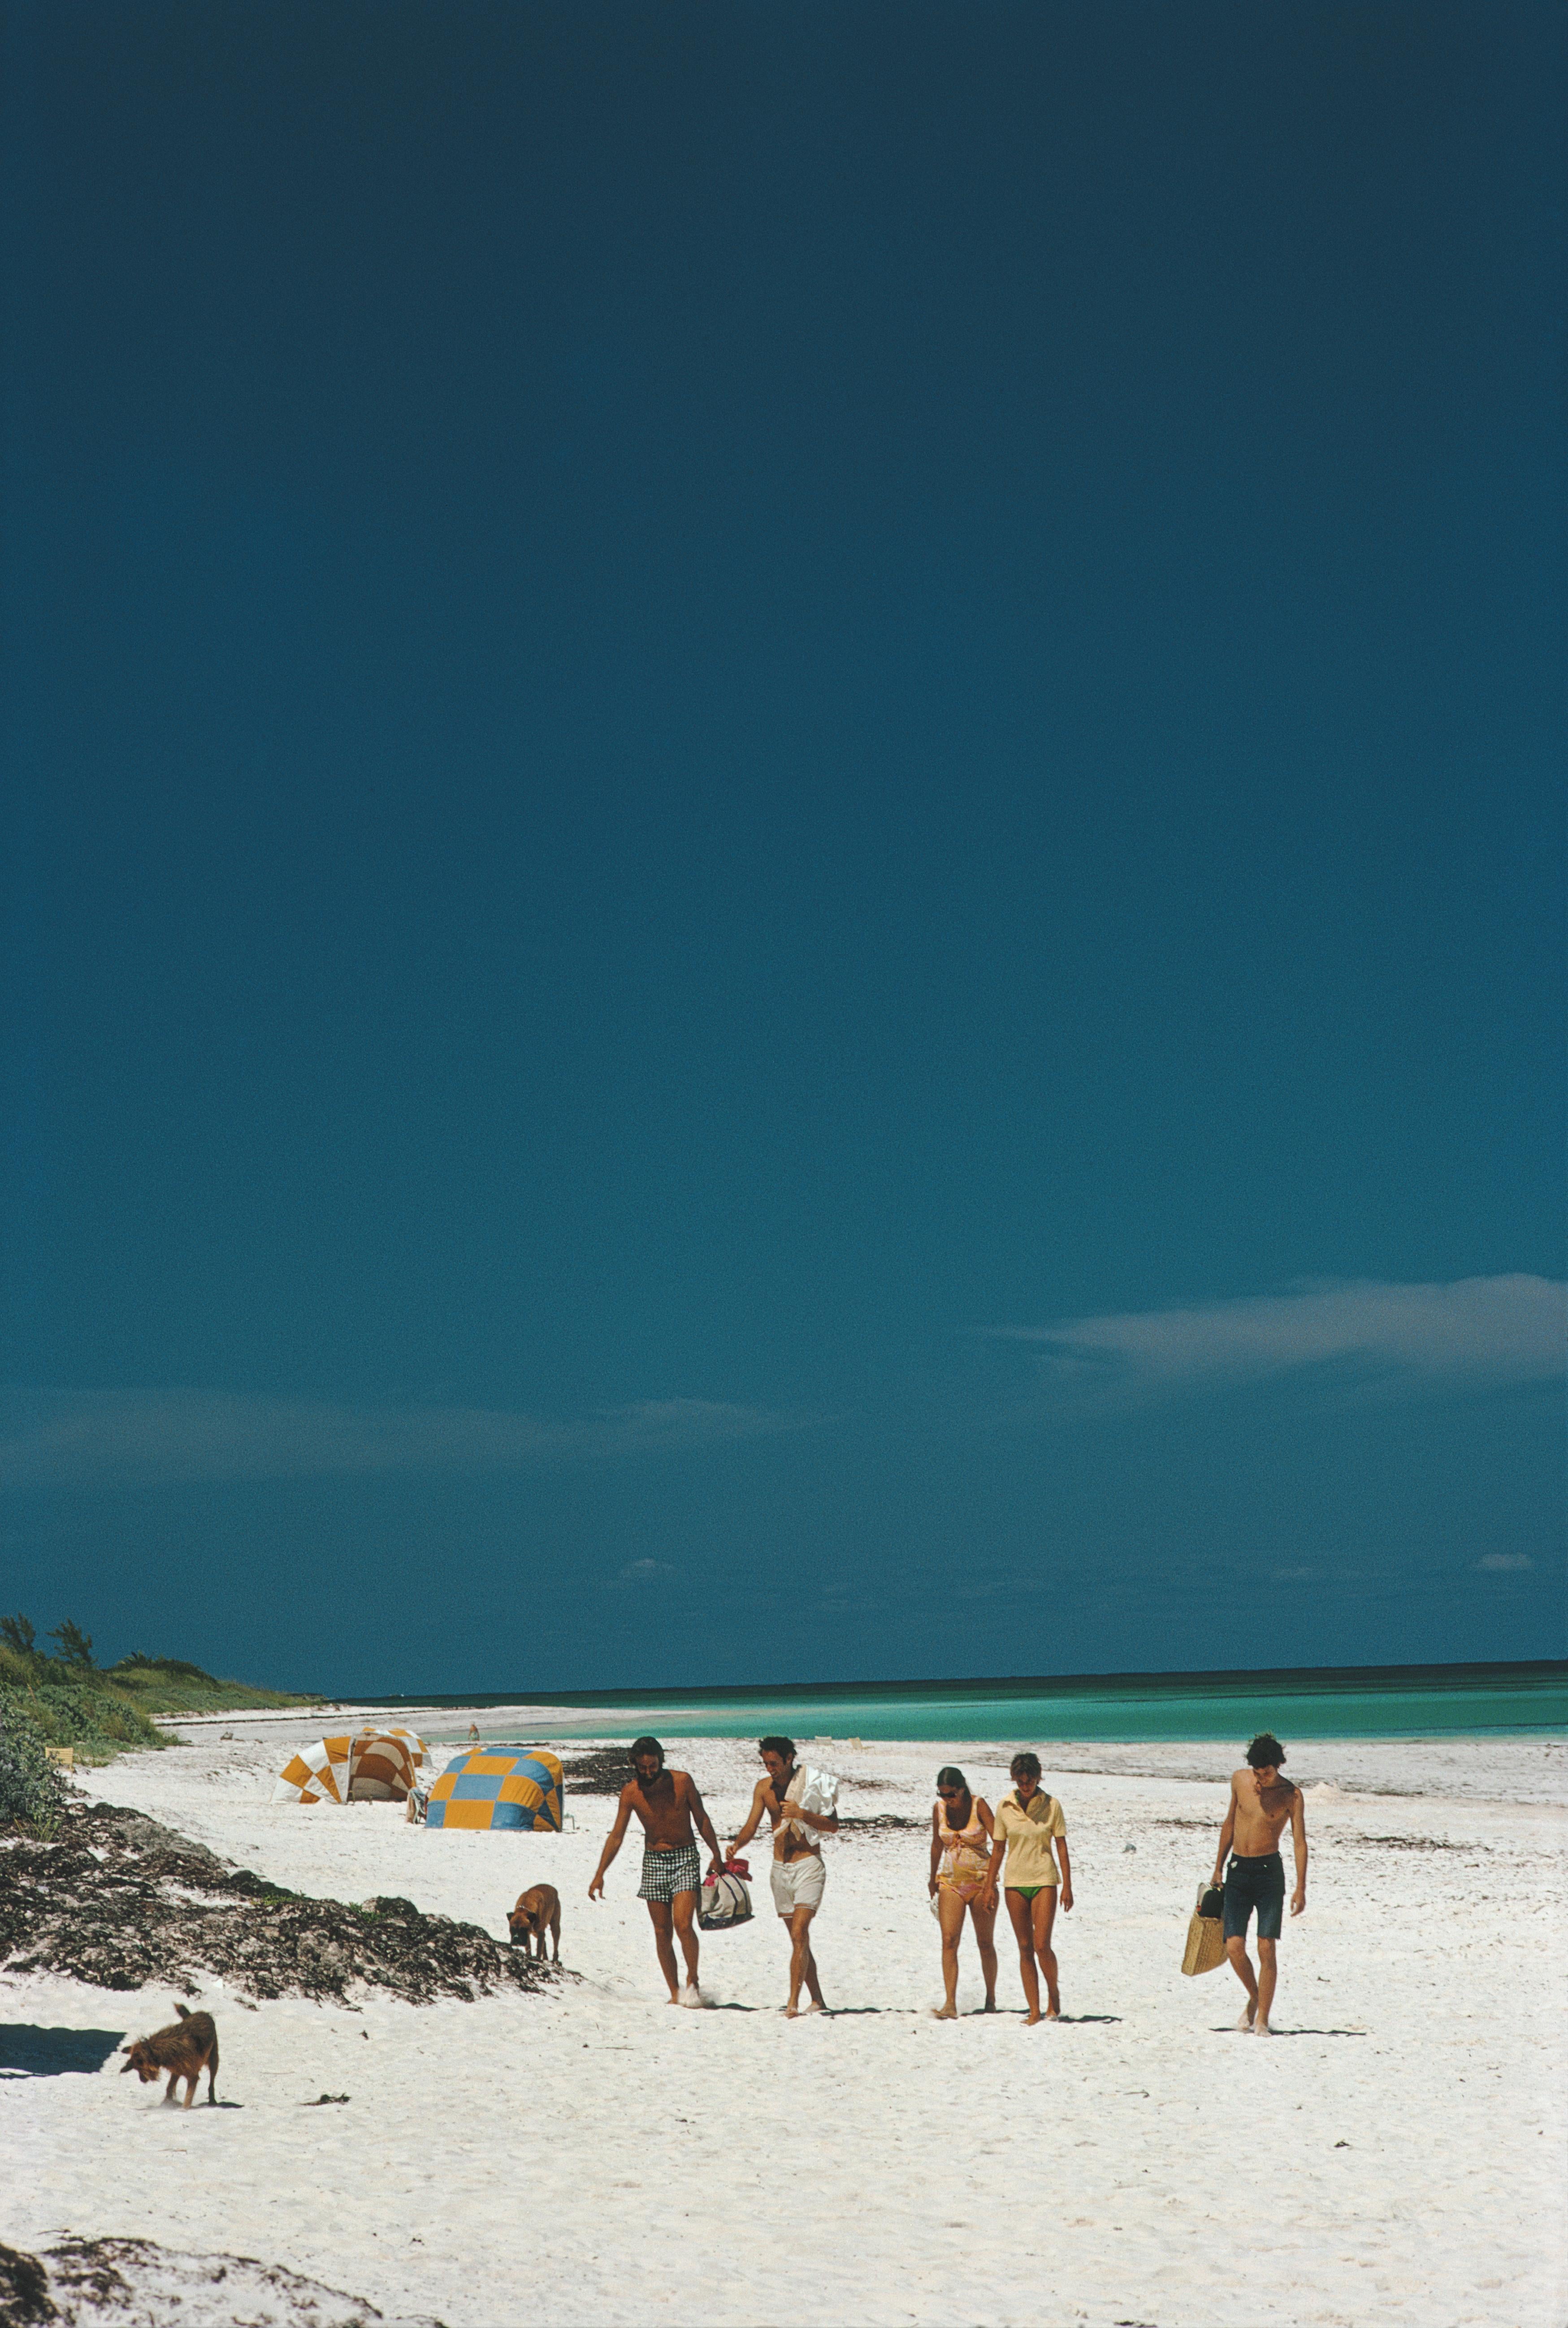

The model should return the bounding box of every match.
[361,1655,1568,1708]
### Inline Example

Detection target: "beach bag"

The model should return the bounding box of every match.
[699,1860,754,1932]
[1181,1879,1227,1976]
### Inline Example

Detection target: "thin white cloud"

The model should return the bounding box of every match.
[1474,1553,1533,1573]
[617,1557,674,1581]
[988,1275,1566,1402]
[0,1388,800,1489]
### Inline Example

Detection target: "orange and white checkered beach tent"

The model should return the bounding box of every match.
[272,1728,429,1804]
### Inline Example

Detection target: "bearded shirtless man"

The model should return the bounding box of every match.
[589,1737,723,2005]
[1209,1732,1308,2035]
[730,1735,839,2017]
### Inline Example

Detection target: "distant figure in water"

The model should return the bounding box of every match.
[980,1752,1073,2023]
[928,1765,998,2018]
[1210,1732,1308,2035]
[589,1737,723,2005]
[468,1723,480,1744]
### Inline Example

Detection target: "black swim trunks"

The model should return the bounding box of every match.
[1223,1851,1286,1942]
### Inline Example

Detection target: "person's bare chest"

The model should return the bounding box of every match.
[1234,1783,1292,1850]
[633,1781,692,1847]
[768,1776,818,1859]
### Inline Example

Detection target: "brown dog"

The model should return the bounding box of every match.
[507,1883,561,1961]
[120,2003,219,2107]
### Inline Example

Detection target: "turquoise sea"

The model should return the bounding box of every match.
[384,1660,1567,1746]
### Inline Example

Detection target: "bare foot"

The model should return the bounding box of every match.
[1044,2008,1061,2021]
[802,2000,827,2014]
[931,2004,958,2020]
[982,1997,996,2012]
[1025,2008,1043,2025]
[1253,2019,1274,2036]
[1236,2005,1257,2030]
[680,1986,703,2008]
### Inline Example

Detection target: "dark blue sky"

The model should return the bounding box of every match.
[2,3,1562,1693]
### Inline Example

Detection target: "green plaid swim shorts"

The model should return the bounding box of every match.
[638,1842,702,1902]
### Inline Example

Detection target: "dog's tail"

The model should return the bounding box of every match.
[175,2003,191,2019]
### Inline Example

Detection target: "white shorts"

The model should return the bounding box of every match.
[770,1854,826,1917]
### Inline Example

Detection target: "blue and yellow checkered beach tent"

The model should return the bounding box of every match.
[424,1747,564,1831]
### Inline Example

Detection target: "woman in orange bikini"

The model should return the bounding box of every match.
[927,1765,999,2018]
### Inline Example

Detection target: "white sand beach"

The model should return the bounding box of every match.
[5,1717,1565,2327]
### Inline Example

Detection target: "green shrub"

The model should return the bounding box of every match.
[0,1620,313,1756]
[47,1618,96,1668]
[13,1683,93,1744]
[0,1614,39,1658]
[0,1695,66,1828]
[0,1641,40,1691]
[111,1653,222,1687]
[0,1678,164,1759]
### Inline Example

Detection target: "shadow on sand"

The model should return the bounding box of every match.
[699,2005,1126,2021]
[1211,2025,1366,2038]
[134,2098,244,2110]
[0,2025,127,2078]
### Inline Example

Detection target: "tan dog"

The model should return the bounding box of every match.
[507,1883,561,1961]
[120,2004,219,2107]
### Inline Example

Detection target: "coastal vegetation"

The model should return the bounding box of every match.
[0,1696,65,1830]
[0,1799,556,2003]
[0,1614,318,1770]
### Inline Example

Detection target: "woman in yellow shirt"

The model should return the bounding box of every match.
[979,1751,1073,2023]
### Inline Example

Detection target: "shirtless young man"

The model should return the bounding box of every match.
[730,1735,839,2017]
[589,1737,723,2006]
[1210,1731,1308,2035]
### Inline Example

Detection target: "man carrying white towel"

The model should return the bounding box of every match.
[730,1735,839,2016]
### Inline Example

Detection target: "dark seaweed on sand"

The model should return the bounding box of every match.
[555,1747,640,1795]
[0,1802,556,2005]
[0,2235,446,2326]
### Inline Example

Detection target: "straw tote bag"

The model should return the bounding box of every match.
[1181,1880,1227,1976]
